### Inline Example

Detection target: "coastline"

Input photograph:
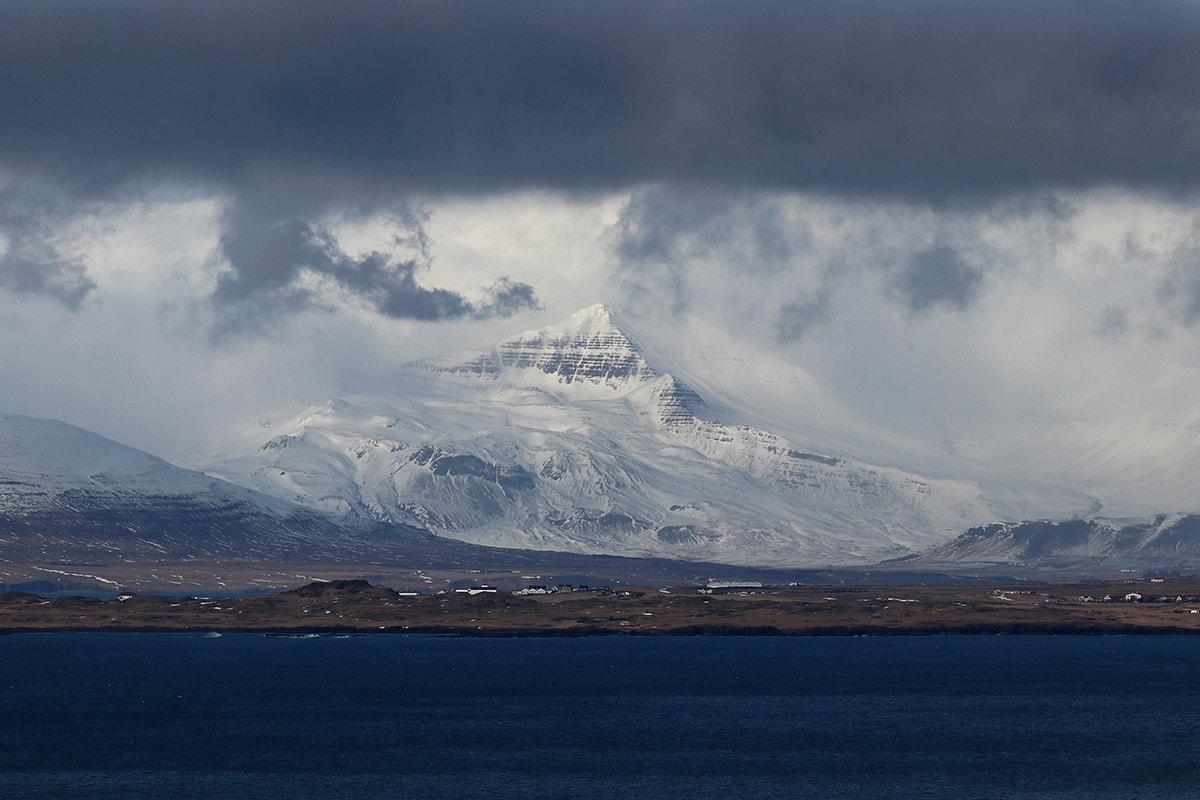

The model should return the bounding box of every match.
[4,576,1200,636]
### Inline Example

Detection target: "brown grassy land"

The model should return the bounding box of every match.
[3,577,1200,635]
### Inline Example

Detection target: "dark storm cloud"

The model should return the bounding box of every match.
[211,206,538,333]
[4,0,1200,199]
[612,187,801,270]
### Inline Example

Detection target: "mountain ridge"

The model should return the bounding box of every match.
[913,514,1200,571]
[0,412,469,582]
[4,412,804,593]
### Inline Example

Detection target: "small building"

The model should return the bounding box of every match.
[707,580,763,589]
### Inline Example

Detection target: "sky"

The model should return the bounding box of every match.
[5,0,1200,514]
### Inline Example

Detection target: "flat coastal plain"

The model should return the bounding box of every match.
[4,578,1200,635]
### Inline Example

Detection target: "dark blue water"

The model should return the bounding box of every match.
[1,634,1199,799]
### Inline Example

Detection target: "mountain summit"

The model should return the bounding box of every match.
[205,306,1094,567]
[426,304,657,389]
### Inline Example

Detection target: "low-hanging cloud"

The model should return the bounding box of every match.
[212,205,539,334]
[0,248,93,310]
[607,184,1093,347]
[610,185,816,319]
[0,184,95,309]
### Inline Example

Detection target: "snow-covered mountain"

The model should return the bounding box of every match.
[0,413,421,564]
[3,412,834,593]
[205,305,1095,567]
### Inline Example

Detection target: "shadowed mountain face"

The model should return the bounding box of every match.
[205,306,1094,567]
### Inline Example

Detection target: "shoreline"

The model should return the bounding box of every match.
[4,576,1200,636]
[5,624,1200,637]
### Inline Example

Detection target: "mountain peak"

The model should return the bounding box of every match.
[497,305,655,387]
[564,303,617,329]
[423,305,658,390]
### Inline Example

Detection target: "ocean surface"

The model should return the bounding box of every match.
[1,633,1198,799]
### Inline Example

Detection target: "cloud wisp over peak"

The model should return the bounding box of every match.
[211,205,539,334]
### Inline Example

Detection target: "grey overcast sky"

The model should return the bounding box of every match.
[4,0,1200,513]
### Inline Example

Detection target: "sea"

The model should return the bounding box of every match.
[1,633,1198,800]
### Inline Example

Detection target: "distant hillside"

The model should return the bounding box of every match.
[913,514,1200,571]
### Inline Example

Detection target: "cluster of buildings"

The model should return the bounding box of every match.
[511,584,580,596]
[1081,591,1200,604]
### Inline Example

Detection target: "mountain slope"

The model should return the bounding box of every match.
[6,414,883,594]
[0,413,428,565]
[913,514,1200,571]
[205,305,1094,566]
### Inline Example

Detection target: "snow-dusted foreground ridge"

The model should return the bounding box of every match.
[0,413,427,568]
[205,305,1094,566]
[914,514,1200,571]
